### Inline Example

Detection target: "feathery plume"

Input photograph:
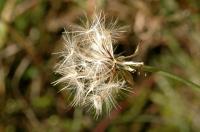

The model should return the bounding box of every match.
[54,12,143,117]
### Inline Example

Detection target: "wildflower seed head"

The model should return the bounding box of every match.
[54,12,143,117]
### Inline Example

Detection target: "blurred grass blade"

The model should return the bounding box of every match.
[143,65,200,90]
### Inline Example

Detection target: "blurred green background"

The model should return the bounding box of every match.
[0,0,200,131]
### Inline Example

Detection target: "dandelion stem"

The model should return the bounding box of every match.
[143,65,200,90]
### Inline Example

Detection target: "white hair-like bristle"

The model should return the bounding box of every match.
[54,12,143,117]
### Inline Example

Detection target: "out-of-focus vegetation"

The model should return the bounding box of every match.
[0,0,200,131]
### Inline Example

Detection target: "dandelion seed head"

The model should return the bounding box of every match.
[54,11,143,117]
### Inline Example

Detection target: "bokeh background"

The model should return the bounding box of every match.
[0,0,200,131]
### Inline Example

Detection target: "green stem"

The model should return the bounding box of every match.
[143,65,200,90]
